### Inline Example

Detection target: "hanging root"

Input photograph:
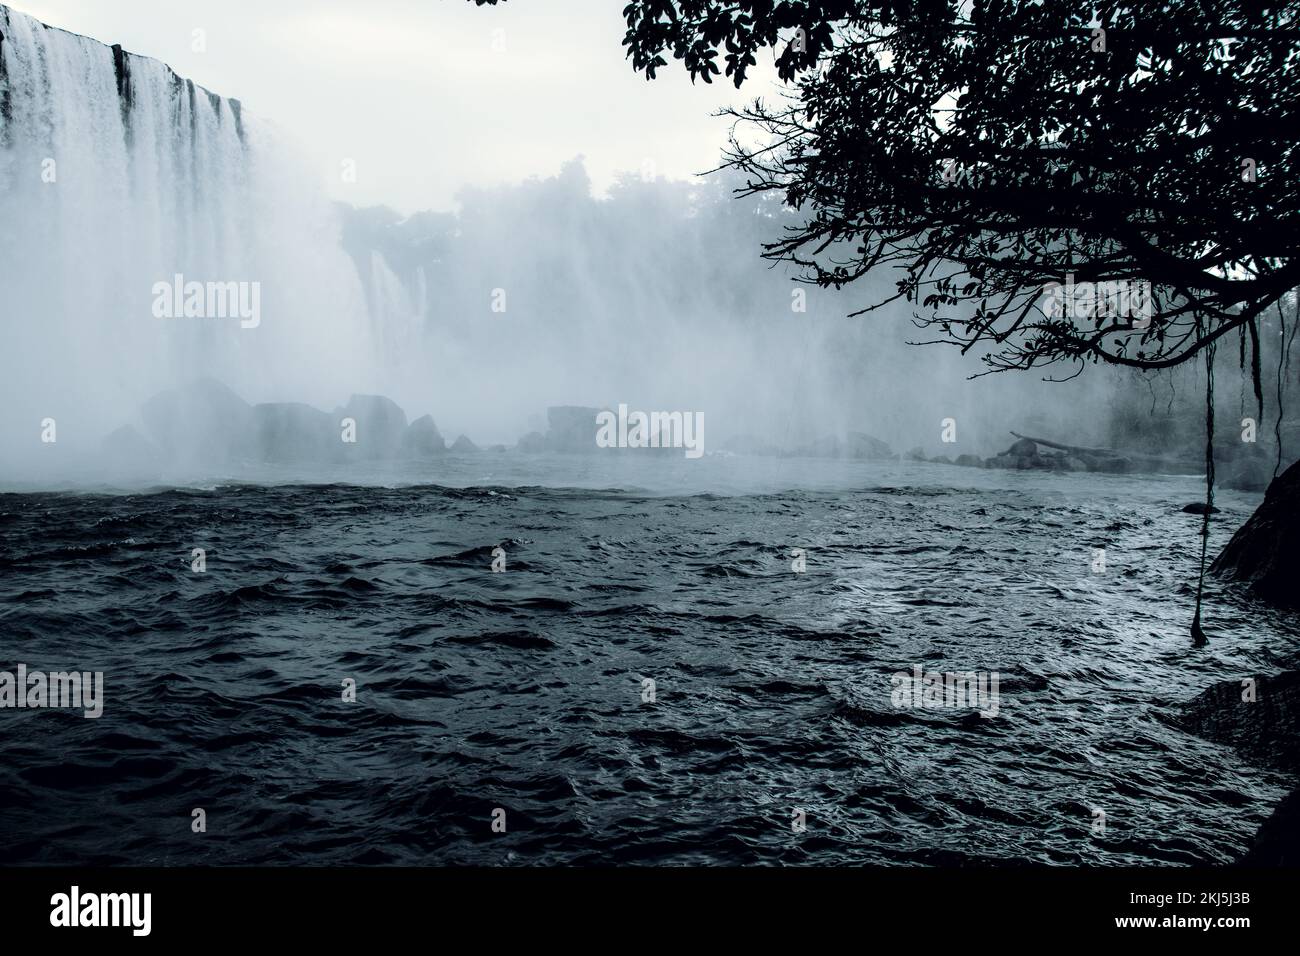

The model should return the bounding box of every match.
[1191,330,1216,647]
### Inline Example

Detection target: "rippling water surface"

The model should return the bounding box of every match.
[1,456,1295,865]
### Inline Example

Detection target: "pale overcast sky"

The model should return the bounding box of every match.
[10,0,778,213]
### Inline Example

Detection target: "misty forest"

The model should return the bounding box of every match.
[1,0,1299,869]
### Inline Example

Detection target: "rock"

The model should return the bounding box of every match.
[1239,786,1300,866]
[1168,671,1300,773]
[1181,502,1221,515]
[251,402,339,464]
[401,415,446,457]
[546,406,602,453]
[140,377,252,463]
[1212,459,1300,606]
[336,394,408,459]
[905,446,927,462]
[450,434,479,453]
[517,431,547,453]
[955,454,983,468]
[1007,437,1038,457]
[930,454,952,465]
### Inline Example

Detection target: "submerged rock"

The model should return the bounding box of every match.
[1211,459,1300,607]
[1181,502,1221,515]
[402,415,446,456]
[1172,669,1300,867]
[1169,671,1300,773]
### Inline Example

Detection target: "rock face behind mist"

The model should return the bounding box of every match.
[131,380,468,467]
[1211,458,1300,607]
[450,434,478,453]
[1217,444,1274,493]
[402,415,446,457]
[141,378,253,462]
[252,403,340,464]
[546,406,602,453]
[101,425,164,472]
[337,394,407,459]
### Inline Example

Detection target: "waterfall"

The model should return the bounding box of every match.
[0,4,378,455]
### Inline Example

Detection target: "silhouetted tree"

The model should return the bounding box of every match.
[478,1,1300,383]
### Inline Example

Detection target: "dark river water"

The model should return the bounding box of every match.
[1,456,1295,865]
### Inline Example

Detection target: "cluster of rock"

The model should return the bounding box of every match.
[516,406,618,454]
[905,434,1277,492]
[103,378,479,467]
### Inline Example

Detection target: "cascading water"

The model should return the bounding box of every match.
[0,4,379,468]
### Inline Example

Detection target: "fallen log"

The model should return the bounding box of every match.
[1008,431,1201,473]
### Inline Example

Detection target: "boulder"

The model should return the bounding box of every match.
[251,402,339,464]
[140,377,252,463]
[450,434,479,453]
[336,394,408,459]
[1211,459,1300,606]
[402,415,446,457]
[955,454,983,468]
[1007,437,1039,457]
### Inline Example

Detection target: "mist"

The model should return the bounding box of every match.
[0,3,1286,487]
